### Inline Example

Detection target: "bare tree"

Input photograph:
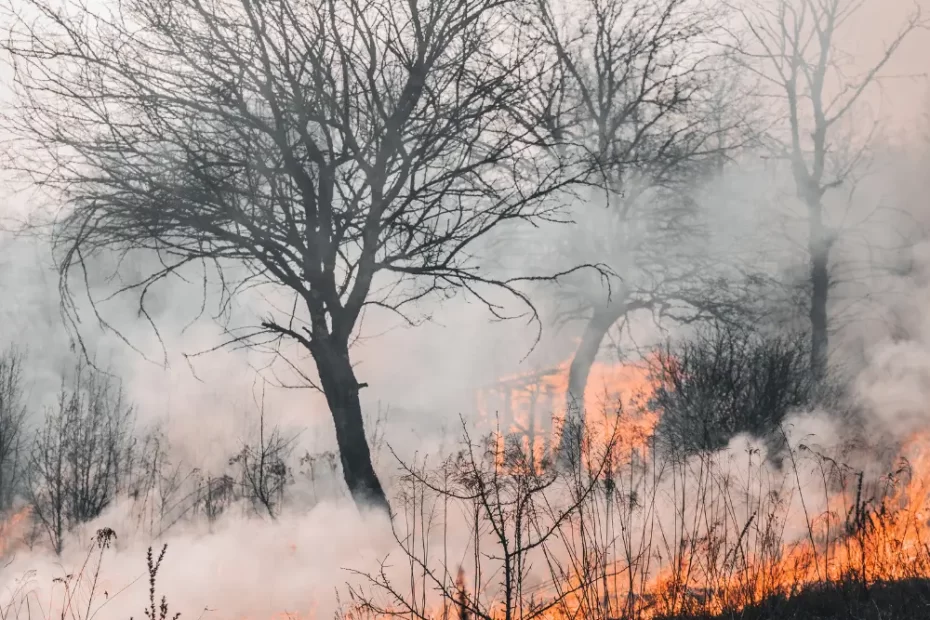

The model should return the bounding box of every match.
[1,0,600,512]
[123,427,203,539]
[348,422,615,620]
[518,0,758,461]
[229,405,296,519]
[728,0,925,385]
[0,347,28,512]
[27,362,135,554]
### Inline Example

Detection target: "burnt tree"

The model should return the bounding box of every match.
[2,0,592,511]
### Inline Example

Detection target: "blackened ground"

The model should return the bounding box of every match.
[657,579,930,620]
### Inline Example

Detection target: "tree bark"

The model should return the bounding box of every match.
[807,199,830,386]
[313,341,390,514]
[558,303,626,465]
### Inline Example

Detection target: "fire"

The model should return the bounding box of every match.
[475,357,660,470]
[341,410,930,620]
[0,505,31,558]
[631,430,930,617]
[170,359,930,620]
[41,360,930,620]
[541,430,930,619]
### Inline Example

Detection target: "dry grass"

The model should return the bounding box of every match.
[341,409,930,620]
[2,412,930,620]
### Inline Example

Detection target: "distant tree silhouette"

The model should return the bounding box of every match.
[730,0,924,386]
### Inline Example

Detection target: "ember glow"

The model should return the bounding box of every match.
[475,358,660,470]
[0,506,30,557]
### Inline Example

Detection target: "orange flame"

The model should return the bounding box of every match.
[475,357,660,470]
[251,361,930,619]
[0,505,31,558]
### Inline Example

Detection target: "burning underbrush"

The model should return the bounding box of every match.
[338,407,930,620]
[3,357,930,620]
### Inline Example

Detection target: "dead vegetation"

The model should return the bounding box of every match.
[0,318,928,620]
[336,403,930,619]
[4,406,930,620]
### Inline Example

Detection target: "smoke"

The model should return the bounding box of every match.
[0,501,397,619]
[0,2,928,619]
[0,156,923,618]
[0,137,927,620]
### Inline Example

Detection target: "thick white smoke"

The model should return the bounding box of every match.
[0,0,927,618]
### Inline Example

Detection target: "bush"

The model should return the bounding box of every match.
[649,323,815,458]
[27,361,136,554]
[0,346,28,511]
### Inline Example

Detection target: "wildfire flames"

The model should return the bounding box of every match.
[631,429,930,617]
[5,361,930,620]
[238,360,930,620]
[382,358,930,619]
[0,506,30,557]
[475,358,660,470]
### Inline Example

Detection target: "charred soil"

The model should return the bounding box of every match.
[661,578,930,620]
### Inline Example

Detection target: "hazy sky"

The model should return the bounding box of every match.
[0,0,927,446]
[835,0,929,138]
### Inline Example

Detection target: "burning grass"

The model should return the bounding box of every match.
[3,413,930,620]
[4,367,930,619]
[652,578,930,619]
[340,405,930,620]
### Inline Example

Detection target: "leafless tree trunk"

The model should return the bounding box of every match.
[562,302,626,462]
[522,0,755,463]
[2,0,597,513]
